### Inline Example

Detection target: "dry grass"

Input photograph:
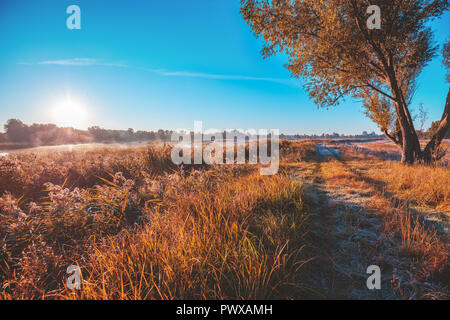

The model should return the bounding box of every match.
[316,156,449,296]
[368,162,450,212]
[0,144,312,299]
[68,173,309,299]
[280,140,319,163]
[341,139,450,164]
[0,140,448,299]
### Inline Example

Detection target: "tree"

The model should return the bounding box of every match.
[0,132,7,143]
[4,119,30,143]
[241,0,449,163]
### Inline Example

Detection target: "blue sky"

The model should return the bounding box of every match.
[0,0,448,134]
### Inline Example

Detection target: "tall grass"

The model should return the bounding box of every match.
[69,174,309,299]
[1,141,448,299]
[0,145,311,299]
[369,162,450,212]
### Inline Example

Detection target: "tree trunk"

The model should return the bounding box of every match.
[422,87,450,163]
[400,128,421,164]
[380,59,447,165]
[387,72,422,164]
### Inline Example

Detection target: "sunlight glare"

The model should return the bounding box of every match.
[51,99,87,128]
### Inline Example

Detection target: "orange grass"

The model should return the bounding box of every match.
[1,141,448,299]
[0,145,312,299]
[317,158,449,288]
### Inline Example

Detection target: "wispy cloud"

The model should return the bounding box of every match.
[151,69,295,86]
[18,58,126,67]
[17,58,296,86]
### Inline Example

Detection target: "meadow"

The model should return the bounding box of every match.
[0,140,448,299]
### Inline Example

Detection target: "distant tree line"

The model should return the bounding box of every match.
[280,131,382,140]
[87,126,172,143]
[0,119,173,147]
[280,127,449,141]
[0,119,447,148]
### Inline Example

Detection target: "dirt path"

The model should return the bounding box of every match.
[295,145,448,299]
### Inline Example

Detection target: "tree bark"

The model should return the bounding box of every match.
[400,126,421,164]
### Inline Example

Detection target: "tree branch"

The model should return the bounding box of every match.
[382,129,402,148]
[365,83,395,101]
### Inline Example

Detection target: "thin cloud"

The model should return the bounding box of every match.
[18,58,126,67]
[151,69,296,86]
[17,59,296,86]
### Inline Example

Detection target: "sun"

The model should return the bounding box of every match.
[51,99,87,128]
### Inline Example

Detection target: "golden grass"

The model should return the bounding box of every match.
[317,157,449,287]
[368,162,450,212]
[1,140,448,299]
[66,174,309,299]
[0,145,312,299]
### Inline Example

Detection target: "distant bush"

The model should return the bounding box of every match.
[280,140,318,162]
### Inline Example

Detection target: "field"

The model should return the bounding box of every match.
[0,140,448,299]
